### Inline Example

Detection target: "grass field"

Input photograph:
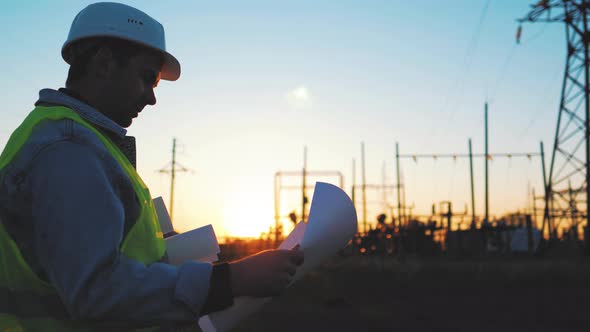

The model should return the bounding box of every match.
[233,256,590,331]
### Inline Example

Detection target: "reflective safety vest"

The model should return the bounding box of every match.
[0,106,166,331]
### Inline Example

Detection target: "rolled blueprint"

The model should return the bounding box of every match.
[201,182,357,332]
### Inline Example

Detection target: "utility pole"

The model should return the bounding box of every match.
[171,138,177,221]
[274,171,280,244]
[484,102,490,225]
[401,169,408,224]
[469,138,476,229]
[382,161,387,212]
[533,188,538,227]
[396,142,402,229]
[361,142,367,233]
[352,158,356,230]
[301,146,308,223]
[527,181,531,216]
[158,138,190,222]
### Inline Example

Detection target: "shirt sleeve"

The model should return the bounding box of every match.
[28,139,213,326]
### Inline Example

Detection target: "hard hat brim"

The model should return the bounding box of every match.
[160,51,180,81]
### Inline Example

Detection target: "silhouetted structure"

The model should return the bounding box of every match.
[519,0,590,252]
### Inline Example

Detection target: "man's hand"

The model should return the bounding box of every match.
[228,247,304,297]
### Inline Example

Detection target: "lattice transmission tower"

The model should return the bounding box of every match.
[519,0,590,250]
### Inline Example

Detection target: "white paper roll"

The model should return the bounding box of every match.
[153,196,174,235]
[299,182,358,272]
[165,224,220,265]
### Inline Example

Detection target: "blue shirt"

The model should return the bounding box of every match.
[0,89,213,326]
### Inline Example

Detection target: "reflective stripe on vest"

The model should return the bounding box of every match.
[0,106,166,330]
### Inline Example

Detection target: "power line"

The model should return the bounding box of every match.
[519,65,562,139]
[521,21,550,45]
[398,152,539,160]
[487,23,550,100]
[444,0,492,122]
[489,43,518,100]
[423,0,492,148]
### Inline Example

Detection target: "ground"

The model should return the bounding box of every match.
[232,256,590,332]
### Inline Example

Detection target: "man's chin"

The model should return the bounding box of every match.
[115,117,134,128]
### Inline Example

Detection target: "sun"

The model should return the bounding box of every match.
[222,192,273,238]
[292,86,309,101]
[286,85,312,109]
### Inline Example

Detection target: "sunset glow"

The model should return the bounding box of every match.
[222,188,274,238]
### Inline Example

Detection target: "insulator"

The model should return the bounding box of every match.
[535,0,549,8]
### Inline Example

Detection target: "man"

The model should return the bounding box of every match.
[0,2,303,331]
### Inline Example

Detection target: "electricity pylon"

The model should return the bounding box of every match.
[519,0,590,251]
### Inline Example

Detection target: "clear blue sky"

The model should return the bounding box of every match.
[0,1,565,237]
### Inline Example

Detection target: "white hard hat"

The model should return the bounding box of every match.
[62,2,180,81]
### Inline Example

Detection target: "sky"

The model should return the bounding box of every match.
[0,1,566,238]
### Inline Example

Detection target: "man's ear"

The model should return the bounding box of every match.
[90,46,117,79]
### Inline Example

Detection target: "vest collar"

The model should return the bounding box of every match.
[35,88,127,139]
